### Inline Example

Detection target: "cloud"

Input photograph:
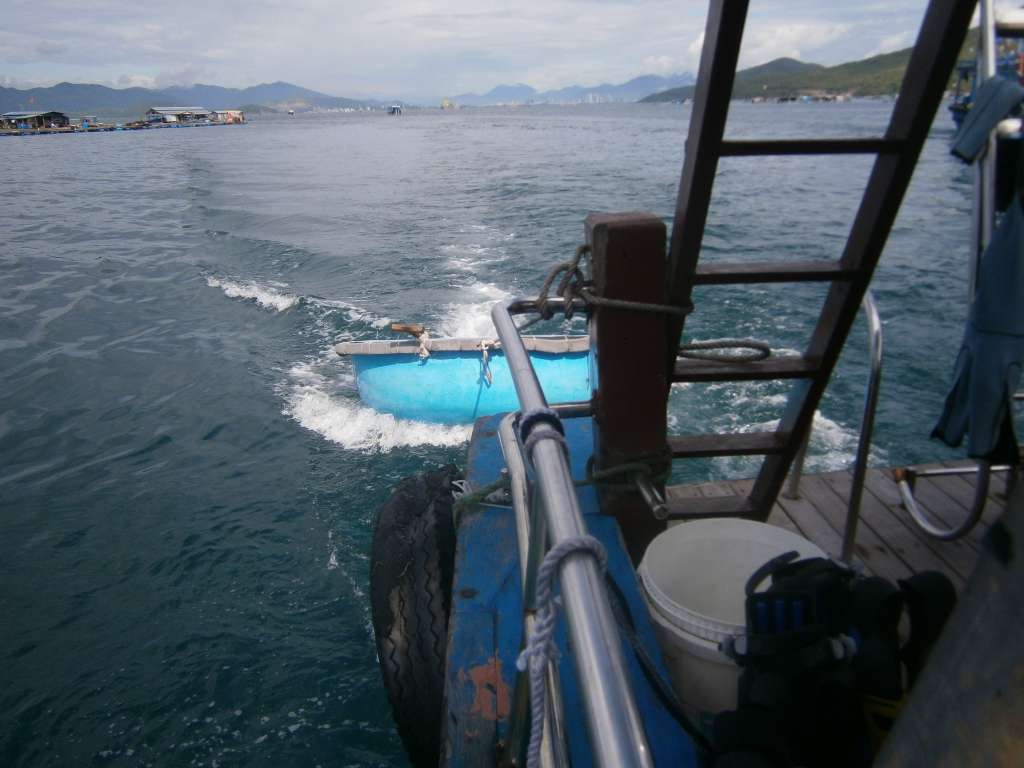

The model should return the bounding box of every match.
[116,73,156,88]
[1,0,937,102]
[153,64,206,88]
[35,40,67,57]
[738,22,850,68]
[641,55,684,76]
[868,31,914,58]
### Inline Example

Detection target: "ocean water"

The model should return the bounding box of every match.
[0,102,974,766]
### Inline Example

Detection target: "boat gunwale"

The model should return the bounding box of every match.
[334,334,589,356]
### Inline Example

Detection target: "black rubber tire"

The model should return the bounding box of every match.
[370,465,460,767]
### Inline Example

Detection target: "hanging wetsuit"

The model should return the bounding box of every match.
[933,76,1024,464]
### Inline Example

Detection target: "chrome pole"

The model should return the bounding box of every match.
[493,298,653,768]
[840,292,883,563]
[499,414,568,768]
[970,0,997,298]
[896,462,991,540]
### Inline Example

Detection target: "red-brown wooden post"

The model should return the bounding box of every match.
[587,212,671,564]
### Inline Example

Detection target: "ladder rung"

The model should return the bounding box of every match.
[719,138,905,156]
[693,260,855,284]
[669,431,788,458]
[663,493,756,519]
[673,356,818,383]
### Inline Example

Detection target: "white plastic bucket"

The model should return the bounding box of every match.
[638,518,826,730]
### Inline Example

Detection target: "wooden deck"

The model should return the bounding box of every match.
[666,461,1015,591]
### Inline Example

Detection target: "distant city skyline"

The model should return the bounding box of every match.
[2,1,981,103]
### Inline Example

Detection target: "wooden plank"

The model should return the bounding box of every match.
[938,459,1015,514]
[861,469,980,581]
[876,479,1024,768]
[930,471,1005,527]
[665,483,704,501]
[774,489,850,564]
[669,431,787,458]
[693,260,853,285]
[587,212,670,563]
[666,477,804,539]
[672,356,817,383]
[727,479,802,536]
[821,470,966,589]
[788,474,913,582]
[897,472,988,553]
[664,493,756,520]
[718,138,903,156]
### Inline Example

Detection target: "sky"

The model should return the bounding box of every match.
[0,1,975,103]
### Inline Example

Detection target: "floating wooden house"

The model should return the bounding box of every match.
[1,111,69,130]
[145,107,211,124]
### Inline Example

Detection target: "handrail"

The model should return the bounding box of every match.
[895,462,1014,540]
[783,291,883,565]
[499,412,570,768]
[492,297,653,768]
[841,292,883,563]
[970,0,997,299]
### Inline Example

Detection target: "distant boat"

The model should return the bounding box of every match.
[288,109,295,116]
[388,104,402,115]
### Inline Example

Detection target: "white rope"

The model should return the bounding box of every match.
[479,339,494,385]
[516,535,608,768]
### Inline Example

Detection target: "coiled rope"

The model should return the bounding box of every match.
[527,244,772,362]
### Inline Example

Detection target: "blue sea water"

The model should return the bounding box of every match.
[0,102,975,766]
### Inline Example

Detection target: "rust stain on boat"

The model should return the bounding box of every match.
[461,654,511,721]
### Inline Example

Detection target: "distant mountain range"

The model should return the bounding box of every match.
[0,81,371,118]
[640,47,920,102]
[453,73,695,106]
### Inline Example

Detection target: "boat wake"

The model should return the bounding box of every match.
[437,281,512,337]
[205,275,299,312]
[282,360,471,452]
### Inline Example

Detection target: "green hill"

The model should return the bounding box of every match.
[641,29,984,103]
[641,48,915,102]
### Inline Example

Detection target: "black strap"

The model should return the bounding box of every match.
[603,573,715,757]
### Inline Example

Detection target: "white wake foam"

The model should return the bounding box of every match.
[437,282,512,338]
[206,276,298,312]
[283,362,470,451]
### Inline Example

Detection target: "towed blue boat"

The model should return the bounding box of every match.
[334,335,591,424]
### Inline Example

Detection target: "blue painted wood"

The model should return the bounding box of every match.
[353,350,591,424]
[443,413,698,766]
[443,416,521,766]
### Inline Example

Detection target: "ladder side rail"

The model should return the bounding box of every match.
[664,0,751,371]
[748,0,978,516]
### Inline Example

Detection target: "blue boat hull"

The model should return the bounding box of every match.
[352,349,592,424]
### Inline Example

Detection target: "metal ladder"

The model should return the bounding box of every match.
[660,0,976,522]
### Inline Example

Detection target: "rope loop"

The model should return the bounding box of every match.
[518,407,565,442]
[583,454,671,492]
[523,429,570,463]
[533,243,694,323]
[516,535,608,768]
[678,337,771,362]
